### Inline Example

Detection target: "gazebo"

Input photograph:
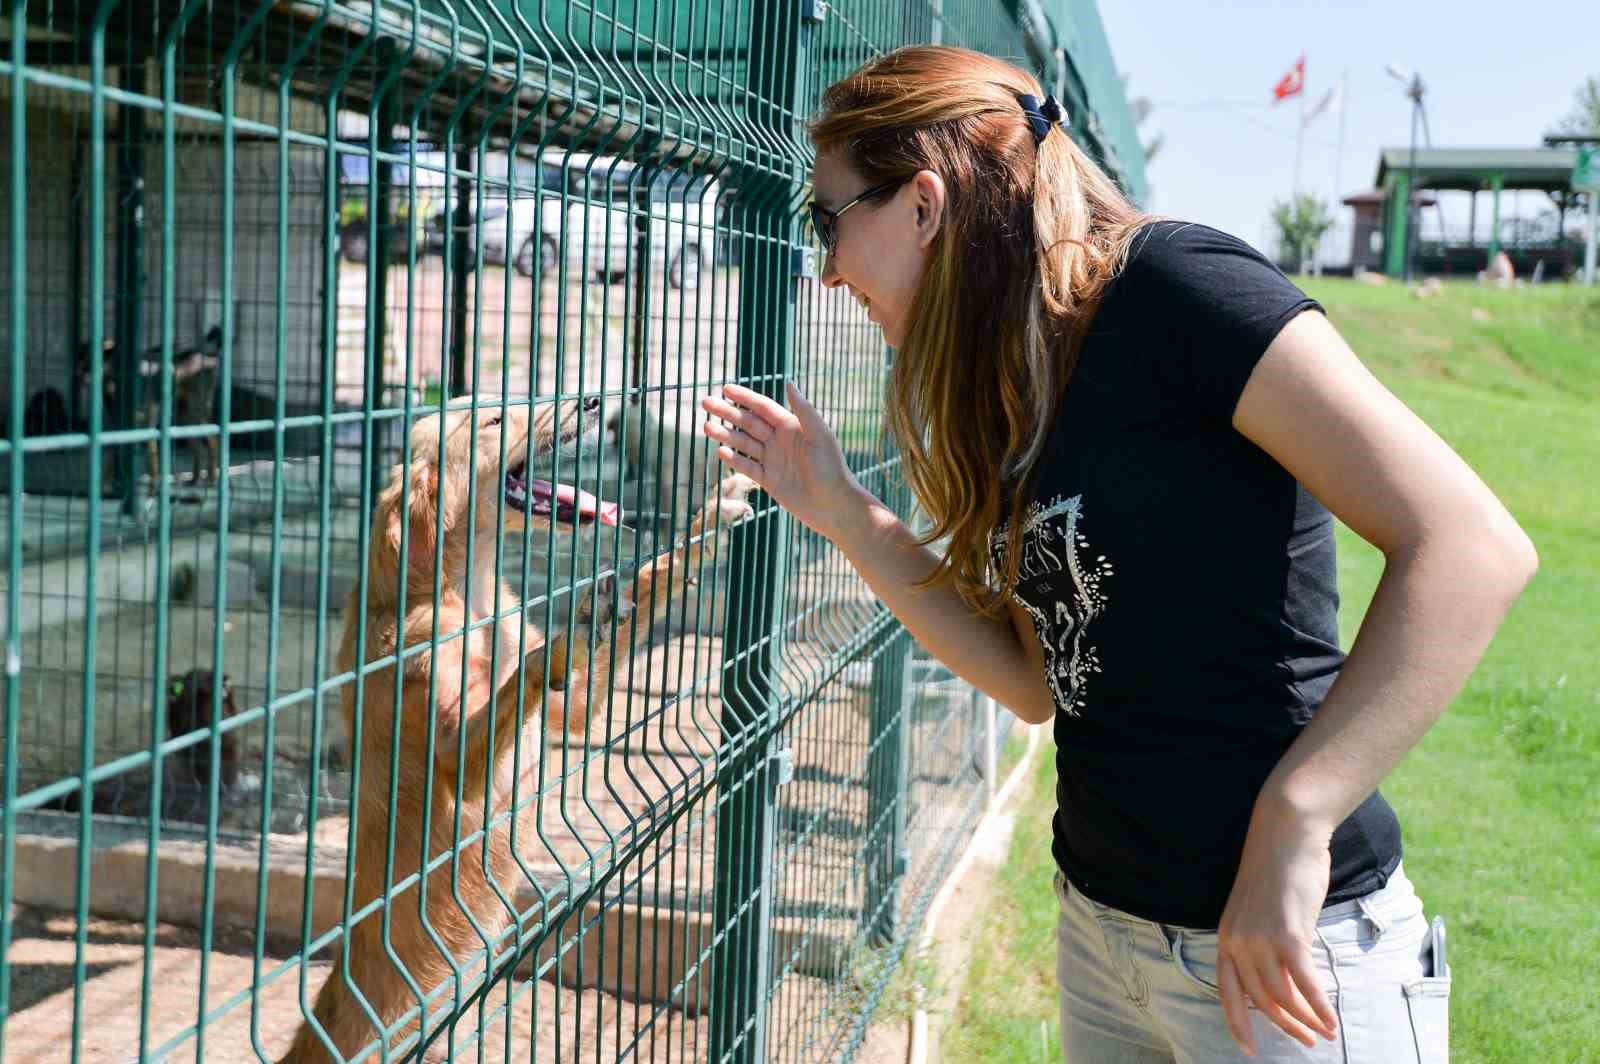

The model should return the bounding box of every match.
[1342,188,1437,274]
[1374,147,1584,278]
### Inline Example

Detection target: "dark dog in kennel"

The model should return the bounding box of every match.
[22,386,72,436]
[163,667,243,804]
[44,667,243,823]
[71,325,223,484]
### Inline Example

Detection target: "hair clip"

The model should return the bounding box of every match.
[1015,92,1069,146]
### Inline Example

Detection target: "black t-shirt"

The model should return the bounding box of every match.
[989,221,1402,929]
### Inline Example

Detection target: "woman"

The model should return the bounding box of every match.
[701,46,1534,1062]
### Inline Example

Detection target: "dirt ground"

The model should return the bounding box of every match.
[2,901,702,1062]
[2,902,910,1063]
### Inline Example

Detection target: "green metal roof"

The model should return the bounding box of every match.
[1040,0,1149,205]
[1375,147,1579,191]
[1003,0,1149,205]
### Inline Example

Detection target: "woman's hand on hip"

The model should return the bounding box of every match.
[701,381,864,543]
[1215,807,1341,1056]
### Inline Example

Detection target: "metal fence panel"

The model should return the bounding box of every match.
[1,1,1075,1060]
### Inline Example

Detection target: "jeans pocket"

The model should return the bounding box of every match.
[1168,928,1223,998]
[1169,927,1344,1017]
[1401,976,1451,1063]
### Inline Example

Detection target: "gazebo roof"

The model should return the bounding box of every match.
[1343,189,1437,207]
[1374,147,1580,192]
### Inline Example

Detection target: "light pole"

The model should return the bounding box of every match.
[1387,64,1426,282]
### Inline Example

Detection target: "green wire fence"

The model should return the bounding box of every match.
[0,0,1139,1059]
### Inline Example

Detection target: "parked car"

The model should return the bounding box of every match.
[338,193,447,263]
[337,147,449,263]
[429,152,721,290]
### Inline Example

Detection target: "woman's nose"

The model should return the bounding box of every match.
[818,249,842,288]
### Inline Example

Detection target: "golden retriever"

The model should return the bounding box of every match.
[279,398,754,1062]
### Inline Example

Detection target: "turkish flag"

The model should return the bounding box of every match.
[1272,55,1305,102]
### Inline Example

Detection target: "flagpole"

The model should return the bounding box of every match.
[1295,66,1306,272]
[1294,83,1305,200]
[1329,71,1347,274]
[1333,70,1347,203]
[1273,55,1309,268]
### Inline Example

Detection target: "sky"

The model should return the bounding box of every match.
[1096,0,1598,256]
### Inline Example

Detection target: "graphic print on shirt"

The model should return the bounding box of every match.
[989,494,1113,714]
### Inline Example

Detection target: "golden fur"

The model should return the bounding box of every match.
[280,400,754,1062]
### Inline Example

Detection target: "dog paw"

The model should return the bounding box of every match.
[709,473,757,524]
[577,571,635,628]
[716,473,758,502]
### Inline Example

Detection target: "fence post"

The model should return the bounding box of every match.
[709,2,807,1058]
[630,143,659,405]
[709,207,793,1064]
[865,626,912,947]
[368,53,394,494]
[448,142,470,399]
[864,471,916,945]
[983,693,998,806]
[69,137,85,430]
[115,60,146,516]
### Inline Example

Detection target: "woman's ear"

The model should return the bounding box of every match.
[912,168,947,250]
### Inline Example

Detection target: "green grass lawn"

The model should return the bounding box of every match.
[942,279,1600,1063]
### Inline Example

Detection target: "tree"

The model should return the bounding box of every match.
[1120,73,1164,201]
[1554,76,1600,134]
[1126,90,1165,166]
[1269,194,1335,274]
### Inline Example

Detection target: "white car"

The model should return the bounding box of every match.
[435,152,720,290]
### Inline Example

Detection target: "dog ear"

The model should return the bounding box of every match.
[407,465,444,568]
[380,461,461,572]
[379,469,425,573]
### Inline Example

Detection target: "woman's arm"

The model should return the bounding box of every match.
[1215,308,1538,1054]
[827,480,1056,724]
[702,382,1056,725]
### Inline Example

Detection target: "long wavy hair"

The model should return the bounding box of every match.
[809,45,1153,615]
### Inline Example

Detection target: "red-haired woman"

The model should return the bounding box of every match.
[703,45,1533,1062]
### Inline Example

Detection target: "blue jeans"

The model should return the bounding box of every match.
[1054,863,1451,1062]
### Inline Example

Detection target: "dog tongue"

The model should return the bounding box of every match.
[529,479,621,526]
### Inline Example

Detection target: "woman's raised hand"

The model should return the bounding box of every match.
[701,381,863,543]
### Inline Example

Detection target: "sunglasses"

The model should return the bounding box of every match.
[806,177,908,254]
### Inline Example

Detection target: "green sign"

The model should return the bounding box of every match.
[1574,146,1599,191]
